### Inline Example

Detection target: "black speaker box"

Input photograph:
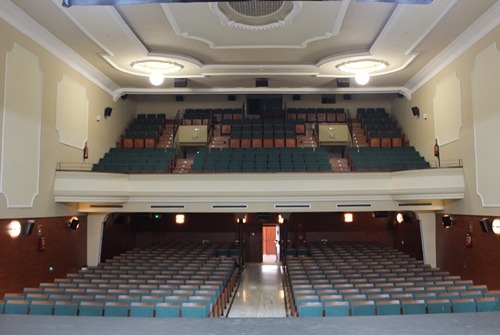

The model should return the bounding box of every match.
[337,78,350,88]
[23,221,35,236]
[228,95,236,101]
[174,78,187,87]
[480,218,491,233]
[175,95,184,102]
[292,94,301,101]
[104,107,112,118]
[411,106,420,117]
[343,94,352,100]
[256,78,268,87]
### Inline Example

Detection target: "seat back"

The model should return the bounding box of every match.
[79,301,104,316]
[103,301,129,317]
[155,302,181,318]
[376,300,401,315]
[130,302,155,318]
[53,301,79,316]
[297,302,323,317]
[29,300,54,315]
[5,300,29,315]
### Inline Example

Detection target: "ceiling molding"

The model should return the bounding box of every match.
[0,1,119,96]
[405,1,500,95]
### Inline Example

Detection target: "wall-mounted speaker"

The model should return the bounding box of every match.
[23,221,35,236]
[256,78,268,87]
[175,95,184,102]
[343,94,352,100]
[292,94,301,101]
[480,218,491,233]
[372,211,388,218]
[228,95,236,101]
[337,78,350,88]
[104,107,112,118]
[174,78,187,87]
[411,106,420,117]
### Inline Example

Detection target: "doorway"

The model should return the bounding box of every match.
[262,224,280,263]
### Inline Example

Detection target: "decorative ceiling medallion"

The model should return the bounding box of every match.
[131,60,183,74]
[336,59,389,74]
[209,1,303,31]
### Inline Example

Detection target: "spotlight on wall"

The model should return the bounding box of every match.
[278,215,284,224]
[69,217,80,230]
[442,215,453,228]
[344,213,353,223]
[492,219,500,235]
[396,213,404,224]
[7,220,22,238]
[175,214,185,224]
[479,218,492,233]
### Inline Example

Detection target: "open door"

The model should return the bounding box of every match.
[262,225,280,263]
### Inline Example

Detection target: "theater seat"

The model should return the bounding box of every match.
[155,302,181,318]
[324,301,349,317]
[29,300,54,315]
[376,300,401,315]
[452,298,476,313]
[5,300,29,315]
[297,302,323,317]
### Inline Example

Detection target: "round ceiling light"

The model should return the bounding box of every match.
[337,59,389,73]
[337,59,388,86]
[355,72,370,85]
[149,72,164,86]
[131,60,183,74]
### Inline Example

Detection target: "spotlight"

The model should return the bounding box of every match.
[396,213,404,224]
[175,214,185,224]
[344,213,353,223]
[69,217,80,230]
[7,220,22,238]
[442,215,453,228]
[492,219,500,235]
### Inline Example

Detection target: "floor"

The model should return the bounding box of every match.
[226,262,287,318]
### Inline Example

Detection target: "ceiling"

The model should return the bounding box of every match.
[2,0,499,99]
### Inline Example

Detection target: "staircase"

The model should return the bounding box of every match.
[297,123,318,148]
[156,122,175,148]
[350,122,369,148]
[330,158,351,172]
[172,158,193,174]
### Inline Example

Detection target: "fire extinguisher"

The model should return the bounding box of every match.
[83,142,89,160]
[465,232,472,248]
[433,139,439,157]
[39,235,46,252]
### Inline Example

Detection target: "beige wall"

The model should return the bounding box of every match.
[0,18,137,219]
[391,26,500,216]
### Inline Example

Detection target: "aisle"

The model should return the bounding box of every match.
[226,263,287,318]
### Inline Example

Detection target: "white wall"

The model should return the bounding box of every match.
[0,18,137,219]
[391,26,500,216]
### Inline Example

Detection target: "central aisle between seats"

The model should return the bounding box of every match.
[226,263,287,318]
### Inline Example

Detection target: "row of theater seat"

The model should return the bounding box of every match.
[347,146,430,172]
[92,148,177,173]
[190,147,332,173]
[286,108,347,123]
[122,114,168,148]
[1,242,239,318]
[182,108,244,124]
[284,242,500,317]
